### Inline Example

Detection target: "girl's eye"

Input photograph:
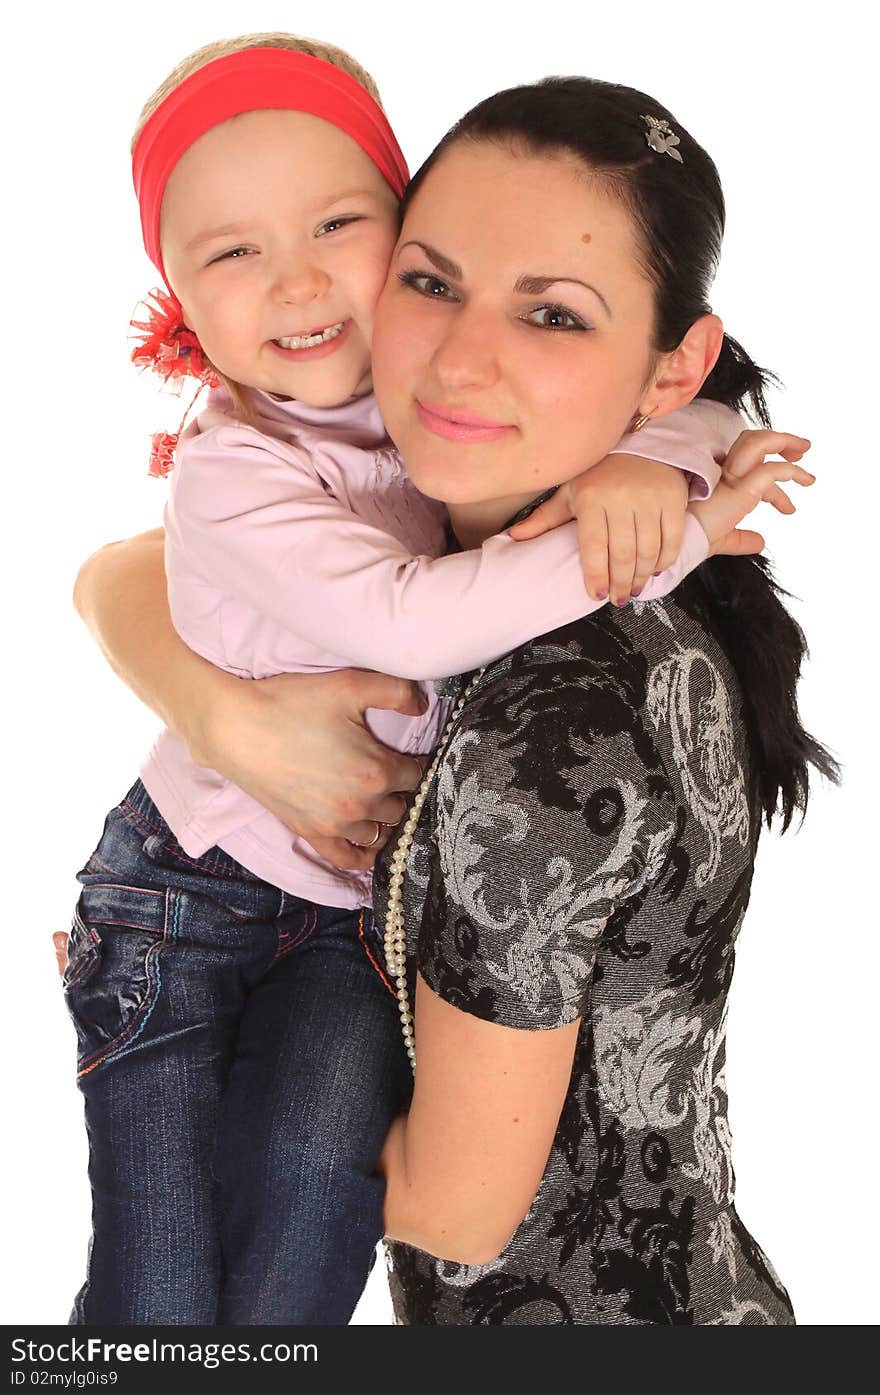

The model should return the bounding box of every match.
[397,270,458,301]
[210,246,253,264]
[317,216,361,236]
[521,305,590,332]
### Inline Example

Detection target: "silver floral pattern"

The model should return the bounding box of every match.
[647,650,750,886]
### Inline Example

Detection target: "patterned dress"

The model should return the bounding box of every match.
[374,579,795,1325]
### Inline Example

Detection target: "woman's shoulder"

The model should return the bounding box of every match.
[470,596,706,720]
[448,609,657,802]
[450,592,735,801]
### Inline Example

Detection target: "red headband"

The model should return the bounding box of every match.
[132,47,409,283]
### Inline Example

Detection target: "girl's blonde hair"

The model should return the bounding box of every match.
[132,30,383,152]
[133,32,384,418]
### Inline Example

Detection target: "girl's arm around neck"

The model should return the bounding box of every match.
[607,399,743,498]
[176,429,711,681]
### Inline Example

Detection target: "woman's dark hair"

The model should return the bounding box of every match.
[402,77,838,830]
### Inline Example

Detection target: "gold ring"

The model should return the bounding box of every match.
[350,821,382,849]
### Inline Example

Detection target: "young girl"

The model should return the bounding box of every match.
[61,32,797,1326]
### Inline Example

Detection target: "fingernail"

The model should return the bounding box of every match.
[596,589,608,601]
[631,586,643,598]
[613,595,630,608]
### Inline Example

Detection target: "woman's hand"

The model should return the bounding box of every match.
[201,668,428,870]
[74,531,427,872]
[508,454,689,605]
[690,431,814,555]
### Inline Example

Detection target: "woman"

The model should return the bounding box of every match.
[365,78,835,1324]
[74,77,830,1324]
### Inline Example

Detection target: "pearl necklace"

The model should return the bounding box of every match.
[383,667,487,1072]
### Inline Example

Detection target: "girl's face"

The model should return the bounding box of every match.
[371,140,663,536]
[160,108,399,406]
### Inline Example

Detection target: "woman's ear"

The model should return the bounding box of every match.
[638,313,724,418]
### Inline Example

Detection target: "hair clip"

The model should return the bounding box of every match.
[641,115,683,163]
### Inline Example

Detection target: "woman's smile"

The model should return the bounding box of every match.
[415,399,517,443]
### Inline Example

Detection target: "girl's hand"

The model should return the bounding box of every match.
[509,454,689,605]
[201,668,428,870]
[53,932,68,977]
[690,432,814,555]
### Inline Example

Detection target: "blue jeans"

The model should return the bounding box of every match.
[63,780,412,1325]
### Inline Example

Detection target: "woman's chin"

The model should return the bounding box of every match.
[402,453,510,507]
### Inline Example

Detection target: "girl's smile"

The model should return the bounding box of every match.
[269,318,353,361]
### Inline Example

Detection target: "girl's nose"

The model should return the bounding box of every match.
[274,260,331,306]
[430,311,501,393]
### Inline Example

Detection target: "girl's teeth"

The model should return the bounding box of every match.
[276,322,345,350]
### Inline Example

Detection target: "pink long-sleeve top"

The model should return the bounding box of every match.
[140,387,741,908]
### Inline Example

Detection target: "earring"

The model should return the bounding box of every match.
[631,413,652,432]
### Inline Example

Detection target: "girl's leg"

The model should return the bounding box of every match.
[215,905,412,1325]
[65,781,281,1325]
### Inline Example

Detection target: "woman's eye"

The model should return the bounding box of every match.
[522,305,589,331]
[317,217,361,236]
[397,271,458,300]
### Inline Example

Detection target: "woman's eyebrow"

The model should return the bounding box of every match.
[515,274,612,319]
[398,240,462,279]
[398,242,611,318]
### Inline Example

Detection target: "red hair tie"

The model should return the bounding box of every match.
[130,288,219,477]
[132,48,409,284]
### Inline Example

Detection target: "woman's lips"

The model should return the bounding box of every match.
[268,319,352,362]
[415,400,516,443]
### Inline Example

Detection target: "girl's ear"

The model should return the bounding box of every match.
[638,313,724,419]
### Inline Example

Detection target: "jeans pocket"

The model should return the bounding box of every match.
[64,883,171,1078]
[62,912,102,991]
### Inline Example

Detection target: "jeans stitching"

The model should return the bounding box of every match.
[358,910,395,999]
[84,854,116,875]
[274,903,318,960]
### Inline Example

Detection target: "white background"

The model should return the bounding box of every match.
[3,0,876,1326]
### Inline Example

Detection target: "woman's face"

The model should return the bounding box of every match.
[371,140,661,533]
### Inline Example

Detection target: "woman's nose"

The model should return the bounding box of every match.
[430,311,501,392]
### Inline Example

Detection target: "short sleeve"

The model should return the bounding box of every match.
[415,637,679,1030]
